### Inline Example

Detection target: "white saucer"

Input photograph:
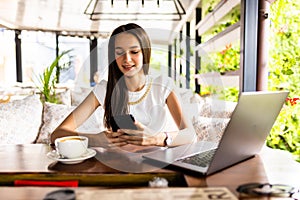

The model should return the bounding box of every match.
[47,148,96,164]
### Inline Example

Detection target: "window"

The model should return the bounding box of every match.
[58,35,90,88]
[21,31,56,84]
[0,29,16,85]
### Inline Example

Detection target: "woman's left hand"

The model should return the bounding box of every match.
[118,121,165,146]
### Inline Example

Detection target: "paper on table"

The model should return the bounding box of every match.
[76,187,238,200]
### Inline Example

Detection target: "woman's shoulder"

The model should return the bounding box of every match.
[92,79,107,103]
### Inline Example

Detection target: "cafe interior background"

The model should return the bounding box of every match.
[0,0,187,89]
[0,0,299,162]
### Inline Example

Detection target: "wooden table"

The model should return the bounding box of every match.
[0,144,186,187]
[0,144,299,199]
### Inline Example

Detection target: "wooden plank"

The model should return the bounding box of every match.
[195,0,240,36]
[195,22,240,54]
[0,173,186,187]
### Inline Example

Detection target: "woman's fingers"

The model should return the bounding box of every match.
[105,130,124,138]
[103,130,128,146]
[103,126,159,146]
[119,134,144,140]
[119,128,142,136]
[108,141,128,147]
[120,133,158,146]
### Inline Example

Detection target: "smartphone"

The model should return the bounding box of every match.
[111,114,138,132]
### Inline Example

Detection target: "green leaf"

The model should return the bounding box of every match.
[36,49,72,103]
[282,68,294,75]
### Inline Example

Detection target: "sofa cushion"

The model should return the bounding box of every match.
[164,91,235,143]
[193,116,230,142]
[0,95,43,144]
[36,102,104,144]
[178,89,236,119]
[198,98,236,118]
[71,87,93,106]
[56,89,71,106]
[176,87,195,104]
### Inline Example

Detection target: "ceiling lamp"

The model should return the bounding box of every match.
[84,0,186,21]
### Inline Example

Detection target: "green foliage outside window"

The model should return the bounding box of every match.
[198,43,240,98]
[198,0,240,97]
[199,0,300,162]
[200,43,240,74]
[266,0,300,162]
[201,0,240,42]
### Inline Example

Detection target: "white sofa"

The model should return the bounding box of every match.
[0,87,236,145]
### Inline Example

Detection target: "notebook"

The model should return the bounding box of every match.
[143,91,289,175]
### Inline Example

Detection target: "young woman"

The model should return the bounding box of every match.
[50,23,196,148]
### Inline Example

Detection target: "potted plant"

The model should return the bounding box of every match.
[37,49,72,103]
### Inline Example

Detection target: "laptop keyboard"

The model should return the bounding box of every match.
[179,149,217,168]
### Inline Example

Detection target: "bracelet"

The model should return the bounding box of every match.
[164,132,172,147]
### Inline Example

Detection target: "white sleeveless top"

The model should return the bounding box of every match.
[93,75,175,133]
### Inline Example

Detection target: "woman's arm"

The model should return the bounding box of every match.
[50,92,100,144]
[119,90,197,147]
[164,91,197,146]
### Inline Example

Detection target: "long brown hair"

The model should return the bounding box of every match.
[104,23,151,129]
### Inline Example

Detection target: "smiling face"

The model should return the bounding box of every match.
[114,33,144,77]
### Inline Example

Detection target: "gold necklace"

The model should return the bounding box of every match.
[128,78,152,105]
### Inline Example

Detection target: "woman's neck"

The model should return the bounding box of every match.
[125,74,147,92]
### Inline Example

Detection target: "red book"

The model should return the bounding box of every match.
[14,180,78,187]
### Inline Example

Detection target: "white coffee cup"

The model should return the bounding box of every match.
[55,136,88,159]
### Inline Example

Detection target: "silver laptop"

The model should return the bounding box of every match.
[143,91,289,175]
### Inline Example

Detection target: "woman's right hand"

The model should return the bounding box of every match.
[117,121,166,146]
[103,129,128,147]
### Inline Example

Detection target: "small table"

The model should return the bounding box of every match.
[0,144,299,199]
